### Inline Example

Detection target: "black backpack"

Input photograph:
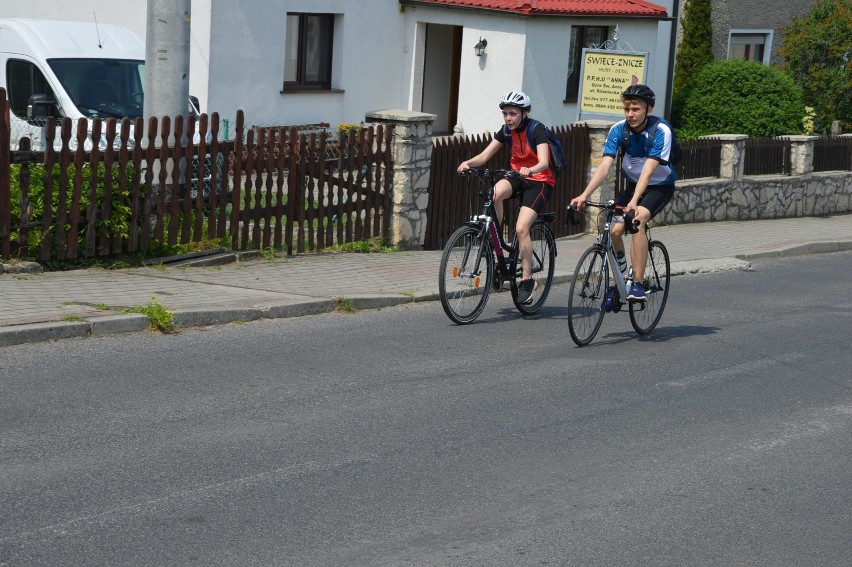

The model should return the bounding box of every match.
[502,119,567,177]
[620,116,682,166]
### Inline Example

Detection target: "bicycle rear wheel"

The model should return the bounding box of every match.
[567,245,608,346]
[630,240,670,335]
[510,222,556,315]
[439,225,494,324]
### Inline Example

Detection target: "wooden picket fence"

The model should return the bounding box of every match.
[0,87,392,261]
[424,124,591,250]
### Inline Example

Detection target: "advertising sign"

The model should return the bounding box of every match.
[578,49,648,119]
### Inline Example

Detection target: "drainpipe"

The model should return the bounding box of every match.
[664,0,681,121]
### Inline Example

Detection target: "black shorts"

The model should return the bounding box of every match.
[615,182,674,219]
[506,177,554,215]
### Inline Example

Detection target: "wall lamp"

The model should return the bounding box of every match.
[474,37,487,57]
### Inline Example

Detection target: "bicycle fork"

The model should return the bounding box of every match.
[456,216,499,284]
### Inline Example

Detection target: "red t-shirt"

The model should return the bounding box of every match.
[495,118,556,187]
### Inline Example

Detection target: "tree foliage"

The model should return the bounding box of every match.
[671,0,714,127]
[778,0,852,135]
[680,60,805,138]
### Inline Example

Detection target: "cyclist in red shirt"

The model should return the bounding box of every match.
[457,91,555,304]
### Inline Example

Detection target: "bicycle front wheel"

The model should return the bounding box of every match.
[630,240,671,335]
[510,222,556,315]
[567,245,608,346]
[439,225,494,324]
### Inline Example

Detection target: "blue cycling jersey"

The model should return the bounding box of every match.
[603,118,678,186]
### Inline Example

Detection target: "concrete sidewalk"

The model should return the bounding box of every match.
[2,215,851,347]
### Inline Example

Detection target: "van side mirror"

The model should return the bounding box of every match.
[189,95,201,116]
[27,94,56,125]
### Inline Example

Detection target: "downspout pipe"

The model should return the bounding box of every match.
[664,0,681,121]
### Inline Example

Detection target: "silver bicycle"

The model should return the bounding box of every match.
[566,200,671,346]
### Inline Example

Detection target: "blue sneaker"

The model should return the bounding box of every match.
[605,285,617,312]
[628,282,646,301]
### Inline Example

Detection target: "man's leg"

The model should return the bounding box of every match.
[610,221,626,265]
[625,206,653,301]
[630,206,652,282]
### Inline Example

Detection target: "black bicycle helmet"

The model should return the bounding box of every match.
[621,84,656,108]
[499,90,532,111]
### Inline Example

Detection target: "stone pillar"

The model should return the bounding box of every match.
[784,135,818,176]
[574,120,617,202]
[365,109,436,250]
[705,134,748,181]
[573,119,616,232]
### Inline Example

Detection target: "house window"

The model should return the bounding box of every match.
[728,30,773,65]
[565,26,609,103]
[284,13,334,91]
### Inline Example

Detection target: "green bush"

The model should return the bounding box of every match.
[680,59,805,138]
[9,162,143,259]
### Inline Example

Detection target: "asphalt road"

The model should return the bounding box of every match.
[1,251,851,566]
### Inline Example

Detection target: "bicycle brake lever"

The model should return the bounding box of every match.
[623,210,640,234]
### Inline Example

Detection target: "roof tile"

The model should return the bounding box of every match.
[405,0,669,17]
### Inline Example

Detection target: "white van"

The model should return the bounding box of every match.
[0,18,200,150]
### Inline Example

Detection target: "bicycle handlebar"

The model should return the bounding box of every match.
[567,200,640,233]
[459,167,520,180]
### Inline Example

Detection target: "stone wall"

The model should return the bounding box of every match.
[368,112,850,250]
[664,172,852,224]
[578,122,852,230]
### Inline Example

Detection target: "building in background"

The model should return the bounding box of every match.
[2,0,679,135]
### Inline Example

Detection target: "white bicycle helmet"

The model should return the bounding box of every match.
[498,90,532,110]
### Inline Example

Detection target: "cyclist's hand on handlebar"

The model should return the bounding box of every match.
[569,195,587,211]
[457,162,471,174]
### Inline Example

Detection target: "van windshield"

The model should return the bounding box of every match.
[48,58,145,119]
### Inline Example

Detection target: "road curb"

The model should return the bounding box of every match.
[0,320,89,347]
[2,240,850,347]
[737,240,852,261]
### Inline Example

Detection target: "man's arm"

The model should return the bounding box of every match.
[625,158,660,212]
[570,155,615,209]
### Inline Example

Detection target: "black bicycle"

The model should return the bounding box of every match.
[438,168,557,324]
[566,200,671,345]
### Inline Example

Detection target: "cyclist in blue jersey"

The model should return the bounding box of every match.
[569,84,677,303]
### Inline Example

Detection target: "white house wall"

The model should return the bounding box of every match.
[408,5,674,135]
[2,0,677,133]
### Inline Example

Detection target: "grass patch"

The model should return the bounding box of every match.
[333,297,357,314]
[122,294,179,334]
[323,237,397,254]
[62,314,85,322]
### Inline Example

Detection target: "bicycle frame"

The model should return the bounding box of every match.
[597,212,632,301]
[463,183,516,282]
[585,200,657,310]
